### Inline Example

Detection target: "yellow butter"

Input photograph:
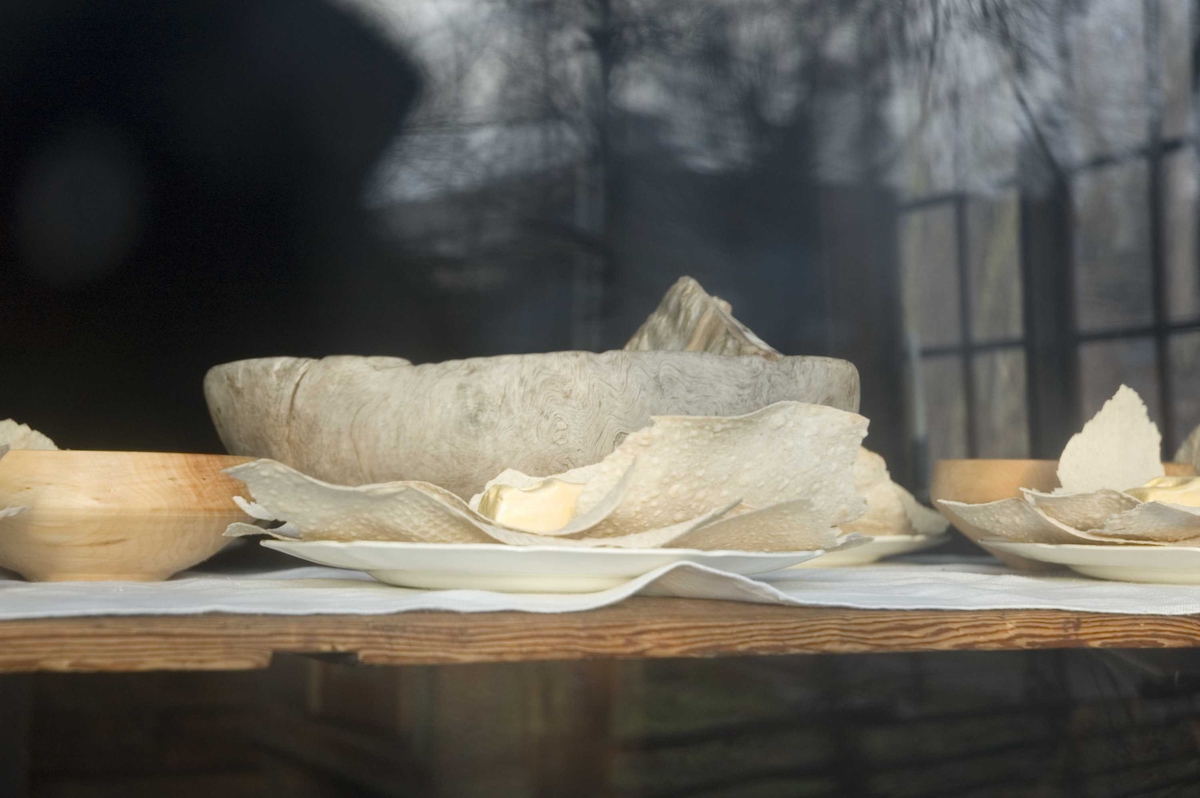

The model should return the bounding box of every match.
[476,479,585,533]
[1126,475,1200,507]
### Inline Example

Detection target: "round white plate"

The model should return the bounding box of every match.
[985,540,1200,584]
[787,534,947,568]
[261,540,826,593]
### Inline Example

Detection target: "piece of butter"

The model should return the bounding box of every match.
[1127,475,1200,507]
[475,479,586,533]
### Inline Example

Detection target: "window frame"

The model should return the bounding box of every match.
[897,0,1200,472]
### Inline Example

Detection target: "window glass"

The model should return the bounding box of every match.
[974,349,1030,458]
[1068,0,1150,160]
[1169,332,1200,453]
[968,190,1022,343]
[1079,337,1161,424]
[1165,147,1200,322]
[1073,161,1153,332]
[1161,0,1193,140]
[922,354,968,460]
[901,206,961,349]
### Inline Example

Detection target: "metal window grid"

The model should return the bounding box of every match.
[896,0,1200,459]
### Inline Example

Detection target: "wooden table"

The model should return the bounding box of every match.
[4,597,1200,672]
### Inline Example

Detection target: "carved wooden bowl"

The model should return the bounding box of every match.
[0,450,252,581]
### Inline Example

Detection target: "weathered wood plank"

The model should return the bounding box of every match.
[0,599,1199,672]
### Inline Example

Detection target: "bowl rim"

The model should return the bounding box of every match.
[0,450,253,461]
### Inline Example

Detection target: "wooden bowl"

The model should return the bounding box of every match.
[0,450,253,581]
[930,459,1195,570]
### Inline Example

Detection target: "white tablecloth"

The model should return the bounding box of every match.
[2,556,1200,618]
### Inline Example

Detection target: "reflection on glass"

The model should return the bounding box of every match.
[900,206,960,348]
[973,349,1029,458]
[1165,147,1199,322]
[967,190,1022,343]
[1169,332,1200,453]
[1161,0,1193,140]
[1068,0,1150,161]
[1073,161,1153,332]
[922,355,967,461]
[1079,337,1160,424]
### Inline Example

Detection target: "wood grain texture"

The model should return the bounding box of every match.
[204,351,859,498]
[3,599,1200,673]
[0,451,252,581]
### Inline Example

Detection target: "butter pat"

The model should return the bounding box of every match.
[476,479,586,533]
[1126,475,1200,507]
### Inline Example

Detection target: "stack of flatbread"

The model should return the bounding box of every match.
[226,276,947,551]
[940,385,1200,546]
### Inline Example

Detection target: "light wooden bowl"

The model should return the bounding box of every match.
[0,450,253,581]
[931,459,1195,570]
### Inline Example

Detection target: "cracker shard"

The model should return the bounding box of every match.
[0,420,57,451]
[481,401,869,540]
[223,457,632,543]
[222,457,744,549]
[936,498,1105,545]
[1056,385,1163,493]
[1022,488,1140,531]
[624,276,781,359]
[1092,502,1200,544]
[1175,426,1200,473]
[626,277,936,541]
[839,448,906,536]
[897,484,950,537]
[838,448,946,538]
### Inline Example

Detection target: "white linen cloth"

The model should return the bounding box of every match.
[2,556,1200,618]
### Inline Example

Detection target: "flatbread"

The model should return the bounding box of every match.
[1091,502,1200,544]
[937,498,1107,545]
[484,503,739,549]
[225,458,631,540]
[896,484,949,537]
[1175,424,1200,473]
[1021,488,1141,531]
[522,401,867,538]
[1056,385,1163,493]
[665,499,839,551]
[0,420,56,451]
[839,448,910,537]
[223,458,745,549]
[226,461,493,544]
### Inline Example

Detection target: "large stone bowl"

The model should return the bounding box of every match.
[205,351,859,498]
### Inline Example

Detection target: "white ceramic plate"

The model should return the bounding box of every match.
[787,534,947,568]
[262,540,827,592]
[985,540,1200,584]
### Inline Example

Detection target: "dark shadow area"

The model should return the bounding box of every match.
[10,648,1200,796]
[0,0,423,452]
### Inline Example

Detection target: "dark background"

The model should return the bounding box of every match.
[1,0,425,453]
